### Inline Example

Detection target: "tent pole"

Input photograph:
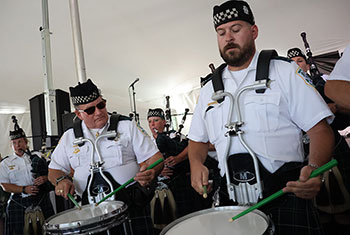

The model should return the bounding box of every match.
[69,0,87,83]
[41,0,57,136]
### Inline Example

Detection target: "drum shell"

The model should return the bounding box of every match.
[44,201,128,234]
[160,206,274,235]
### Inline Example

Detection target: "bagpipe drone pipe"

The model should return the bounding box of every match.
[301,32,350,130]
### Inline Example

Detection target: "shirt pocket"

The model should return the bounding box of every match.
[203,104,224,144]
[8,165,22,183]
[101,139,127,167]
[243,93,281,132]
[69,145,90,169]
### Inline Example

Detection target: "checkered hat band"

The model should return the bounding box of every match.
[147,109,164,119]
[71,91,99,105]
[214,8,239,25]
[288,50,303,58]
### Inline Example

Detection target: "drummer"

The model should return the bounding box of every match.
[188,1,334,234]
[0,117,54,235]
[48,79,163,235]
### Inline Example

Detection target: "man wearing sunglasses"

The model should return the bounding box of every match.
[48,79,163,235]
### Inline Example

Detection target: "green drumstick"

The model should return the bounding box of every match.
[230,159,338,222]
[68,193,81,210]
[203,185,208,199]
[96,158,164,206]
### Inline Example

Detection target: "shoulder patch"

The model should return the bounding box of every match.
[296,68,315,88]
[136,122,149,137]
[271,55,292,63]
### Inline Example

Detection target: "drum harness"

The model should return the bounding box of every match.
[210,50,277,205]
[73,113,128,204]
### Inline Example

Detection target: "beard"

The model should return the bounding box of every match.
[220,40,255,67]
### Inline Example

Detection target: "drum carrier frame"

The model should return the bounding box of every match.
[210,50,278,205]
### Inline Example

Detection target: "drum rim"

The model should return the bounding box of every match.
[160,206,270,235]
[44,200,128,231]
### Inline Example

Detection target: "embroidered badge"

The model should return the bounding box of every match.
[73,148,80,154]
[9,165,15,170]
[243,5,249,15]
[296,68,314,88]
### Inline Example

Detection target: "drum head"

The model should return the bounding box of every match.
[44,201,127,233]
[161,206,270,235]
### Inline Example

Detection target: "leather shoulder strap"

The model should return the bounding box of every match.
[256,50,278,93]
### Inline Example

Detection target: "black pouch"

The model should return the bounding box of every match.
[227,153,269,185]
[82,170,157,208]
[227,153,303,198]
[125,179,157,208]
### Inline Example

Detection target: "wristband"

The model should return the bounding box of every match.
[308,163,319,170]
[56,175,73,185]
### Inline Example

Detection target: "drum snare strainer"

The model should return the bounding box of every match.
[160,206,274,235]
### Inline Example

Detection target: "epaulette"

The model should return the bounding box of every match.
[200,73,213,87]
[117,115,132,121]
[1,156,9,162]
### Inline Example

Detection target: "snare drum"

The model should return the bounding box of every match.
[44,201,130,234]
[160,206,274,235]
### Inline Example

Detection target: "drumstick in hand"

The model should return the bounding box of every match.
[68,193,81,210]
[96,158,164,206]
[203,185,208,199]
[229,159,338,222]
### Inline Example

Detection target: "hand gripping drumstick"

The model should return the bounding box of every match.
[202,185,208,199]
[96,158,164,206]
[68,193,82,210]
[230,159,338,222]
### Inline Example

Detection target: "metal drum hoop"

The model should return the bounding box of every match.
[44,201,128,234]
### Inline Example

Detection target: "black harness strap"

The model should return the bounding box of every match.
[72,113,131,145]
[107,113,120,140]
[255,49,278,93]
[211,50,278,98]
[73,118,84,146]
[211,63,228,103]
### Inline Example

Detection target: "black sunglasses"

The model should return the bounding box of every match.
[78,100,106,115]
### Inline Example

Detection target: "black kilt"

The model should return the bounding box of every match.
[218,159,324,235]
[6,193,54,235]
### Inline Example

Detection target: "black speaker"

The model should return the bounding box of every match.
[29,90,71,150]
[29,94,46,151]
[55,89,71,136]
[61,112,76,133]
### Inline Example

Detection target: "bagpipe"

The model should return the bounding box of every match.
[156,96,190,160]
[301,32,325,88]
[301,32,350,130]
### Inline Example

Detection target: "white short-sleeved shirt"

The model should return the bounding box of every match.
[327,45,350,82]
[0,153,35,192]
[49,117,159,196]
[188,51,334,176]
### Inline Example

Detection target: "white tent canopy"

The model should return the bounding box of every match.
[1,0,350,156]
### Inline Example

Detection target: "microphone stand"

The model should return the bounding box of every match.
[128,81,139,125]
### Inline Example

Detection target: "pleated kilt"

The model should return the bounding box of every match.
[6,193,54,235]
